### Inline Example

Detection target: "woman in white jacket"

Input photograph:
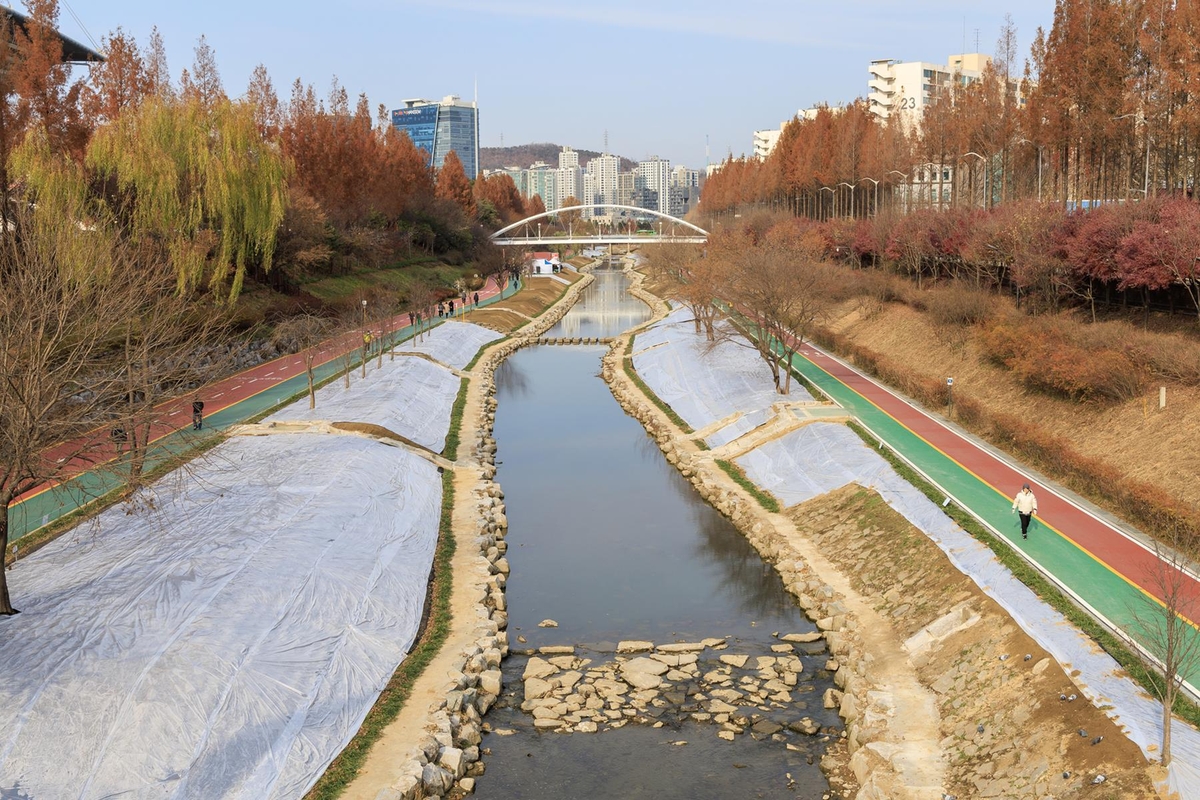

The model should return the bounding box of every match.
[1012,483,1038,539]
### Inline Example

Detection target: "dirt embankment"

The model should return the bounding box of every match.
[792,485,1158,799]
[822,299,1200,510]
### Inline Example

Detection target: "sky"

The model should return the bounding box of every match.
[50,0,1055,169]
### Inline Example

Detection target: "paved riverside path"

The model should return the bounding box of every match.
[6,276,518,544]
[783,339,1200,682]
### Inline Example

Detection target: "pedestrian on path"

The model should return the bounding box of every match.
[110,425,128,455]
[473,291,480,307]
[1012,483,1038,539]
[191,397,205,431]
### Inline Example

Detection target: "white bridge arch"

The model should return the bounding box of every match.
[490,204,708,246]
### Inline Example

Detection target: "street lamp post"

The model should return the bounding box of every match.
[886,171,909,214]
[946,377,955,414]
[858,177,880,218]
[819,186,835,221]
[837,182,857,219]
[961,152,987,208]
[360,299,368,379]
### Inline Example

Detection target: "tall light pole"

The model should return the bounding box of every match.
[961,152,987,208]
[837,182,857,219]
[886,170,909,214]
[858,177,879,218]
[819,186,835,221]
[360,298,368,379]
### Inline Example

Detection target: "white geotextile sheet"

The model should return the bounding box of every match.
[396,320,501,370]
[736,422,1200,791]
[0,433,441,800]
[706,408,773,449]
[633,307,811,433]
[269,354,459,451]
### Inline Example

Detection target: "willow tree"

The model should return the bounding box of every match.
[86,96,290,300]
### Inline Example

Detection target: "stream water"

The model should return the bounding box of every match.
[475,268,839,799]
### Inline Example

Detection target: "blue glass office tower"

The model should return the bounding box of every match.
[391,96,480,179]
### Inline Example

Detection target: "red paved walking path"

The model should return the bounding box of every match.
[790,338,1200,633]
[11,276,507,511]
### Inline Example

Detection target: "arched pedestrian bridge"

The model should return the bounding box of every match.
[490,204,708,246]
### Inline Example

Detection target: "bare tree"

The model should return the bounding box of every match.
[0,218,142,614]
[111,254,233,489]
[371,288,396,368]
[337,309,360,389]
[646,242,722,340]
[1132,520,1200,767]
[406,280,436,344]
[714,226,834,394]
[272,314,336,409]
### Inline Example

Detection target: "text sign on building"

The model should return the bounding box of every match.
[391,106,439,165]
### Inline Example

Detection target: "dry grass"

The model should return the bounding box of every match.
[462,308,528,334]
[824,297,1200,509]
[460,278,569,333]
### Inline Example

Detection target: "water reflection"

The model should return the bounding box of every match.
[545,269,651,339]
[493,354,530,397]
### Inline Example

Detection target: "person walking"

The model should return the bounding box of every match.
[191,397,205,431]
[110,425,128,456]
[473,291,480,307]
[1012,483,1038,539]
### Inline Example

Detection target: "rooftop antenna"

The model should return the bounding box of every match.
[604,129,609,155]
[706,134,710,168]
[974,28,980,52]
[962,17,966,56]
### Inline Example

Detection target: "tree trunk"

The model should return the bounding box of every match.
[1163,683,1174,766]
[307,365,316,409]
[0,505,15,615]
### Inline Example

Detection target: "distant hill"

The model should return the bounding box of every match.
[481,143,637,173]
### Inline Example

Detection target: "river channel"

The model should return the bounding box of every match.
[475,268,840,799]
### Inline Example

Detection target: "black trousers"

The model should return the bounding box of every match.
[1019,512,1032,536]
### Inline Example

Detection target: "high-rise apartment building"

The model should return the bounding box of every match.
[587,153,620,205]
[526,162,558,211]
[753,128,783,159]
[635,156,672,215]
[554,146,583,209]
[867,53,990,125]
[617,172,635,207]
[391,95,480,178]
[672,166,700,189]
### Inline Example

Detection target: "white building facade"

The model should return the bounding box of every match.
[635,156,672,215]
[753,128,783,159]
[867,53,990,126]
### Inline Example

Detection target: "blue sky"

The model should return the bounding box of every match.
[55,0,1054,169]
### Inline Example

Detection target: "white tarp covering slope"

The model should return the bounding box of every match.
[737,422,1200,793]
[269,354,459,451]
[632,307,811,437]
[0,433,441,800]
[398,320,501,371]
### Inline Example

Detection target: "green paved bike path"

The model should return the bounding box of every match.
[781,345,1176,669]
[7,280,520,546]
